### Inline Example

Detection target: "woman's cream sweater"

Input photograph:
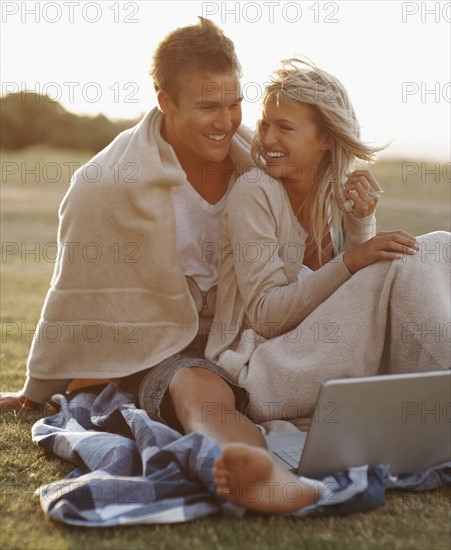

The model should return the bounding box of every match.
[205,168,376,365]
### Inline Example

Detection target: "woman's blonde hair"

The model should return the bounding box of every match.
[252,57,384,265]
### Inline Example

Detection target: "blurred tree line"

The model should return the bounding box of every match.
[0,92,141,152]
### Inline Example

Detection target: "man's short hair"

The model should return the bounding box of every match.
[150,17,242,103]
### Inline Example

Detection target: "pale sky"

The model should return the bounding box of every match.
[1,0,450,160]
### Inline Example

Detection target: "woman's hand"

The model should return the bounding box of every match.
[343,230,419,274]
[344,170,383,218]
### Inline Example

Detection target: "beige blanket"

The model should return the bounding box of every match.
[26,108,253,380]
[214,228,450,428]
[207,179,451,431]
[205,171,450,429]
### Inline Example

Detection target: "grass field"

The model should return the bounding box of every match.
[1,146,450,549]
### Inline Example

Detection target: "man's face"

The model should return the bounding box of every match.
[163,71,243,166]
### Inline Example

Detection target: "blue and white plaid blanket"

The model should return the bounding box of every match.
[31,384,450,526]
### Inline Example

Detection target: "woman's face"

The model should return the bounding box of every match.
[259,98,329,185]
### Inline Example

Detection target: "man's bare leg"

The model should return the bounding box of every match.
[169,368,323,513]
[214,443,321,513]
[168,367,266,448]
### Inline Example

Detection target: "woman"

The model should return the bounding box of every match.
[209,58,450,511]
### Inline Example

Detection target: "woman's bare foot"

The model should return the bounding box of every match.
[213,443,321,513]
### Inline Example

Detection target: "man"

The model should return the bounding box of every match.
[1,18,320,513]
[2,19,251,436]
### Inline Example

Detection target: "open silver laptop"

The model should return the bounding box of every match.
[266,371,451,477]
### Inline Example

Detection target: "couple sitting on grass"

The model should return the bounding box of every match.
[1,18,449,514]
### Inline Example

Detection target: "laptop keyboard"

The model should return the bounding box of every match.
[273,447,303,469]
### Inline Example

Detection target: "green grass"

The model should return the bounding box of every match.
[370,158,450,235]
[1,147,450,549]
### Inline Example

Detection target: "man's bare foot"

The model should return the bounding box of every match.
[0,392,38,412]
[213,443,321,514]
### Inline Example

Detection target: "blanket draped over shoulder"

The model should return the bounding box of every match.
[26,107,253,380]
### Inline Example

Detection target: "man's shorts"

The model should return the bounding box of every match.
[120,334,249,432]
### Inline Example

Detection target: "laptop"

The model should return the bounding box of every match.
[266,371,451,477]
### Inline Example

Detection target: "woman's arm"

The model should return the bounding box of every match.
[341,170,418,273]
[225,180,353,339]
[343,230,419,273]
[342,212,376,251]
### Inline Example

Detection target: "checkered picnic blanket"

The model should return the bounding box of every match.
[31,384,450,526]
